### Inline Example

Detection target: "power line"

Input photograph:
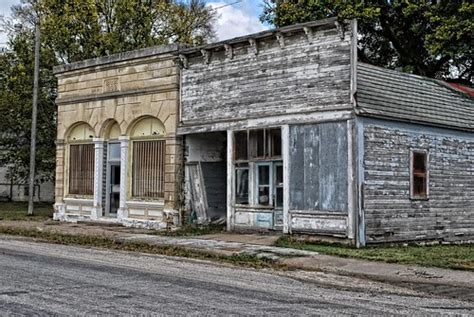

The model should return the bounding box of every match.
[211,0,243,11]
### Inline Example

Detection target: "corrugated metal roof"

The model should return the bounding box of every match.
[356,63,474,132]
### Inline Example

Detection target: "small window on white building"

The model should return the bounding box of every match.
[410,150,429,199]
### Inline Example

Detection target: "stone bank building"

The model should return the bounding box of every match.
[54,18,474,246]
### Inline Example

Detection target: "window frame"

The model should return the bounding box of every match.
[410,149,429,200]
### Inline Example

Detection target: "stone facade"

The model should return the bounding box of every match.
[53,44,183,228]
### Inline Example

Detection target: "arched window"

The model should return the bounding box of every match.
[130,117,166,199]
[67,123,95,196]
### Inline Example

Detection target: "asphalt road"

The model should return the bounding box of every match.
[0,237,472,316]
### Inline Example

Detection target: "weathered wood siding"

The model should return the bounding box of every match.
[179,23,352,133]
[289,121,349,235]
[362,119,474,243]
[357,63,474,132]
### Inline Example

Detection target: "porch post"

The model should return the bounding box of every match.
[282,125,290,234]
[117,136,129,220]
[91,138,104,220]
[226,130,234,231]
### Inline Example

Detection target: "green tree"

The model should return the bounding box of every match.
[0,30,57,183]
[260,0,473,85]
[0,0,216,184]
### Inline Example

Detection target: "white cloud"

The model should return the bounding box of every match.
[208,2,268,42]
[0,0,19,44]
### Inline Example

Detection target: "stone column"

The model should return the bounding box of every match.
[117,136,129,220]
[53,139,66,220]
[91,138,105,220]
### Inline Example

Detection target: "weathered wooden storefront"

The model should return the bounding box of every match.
[177,18,474,246]
[53,45,183,229]
[178,18,359,241]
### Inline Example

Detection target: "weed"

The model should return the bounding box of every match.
[0,226,284,269]
[275,236,474,271]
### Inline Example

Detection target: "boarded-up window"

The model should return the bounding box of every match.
[411,151,428,199]
[132,140,165,198]
[69,144,94,195]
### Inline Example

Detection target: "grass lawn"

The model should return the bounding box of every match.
[0,201,54,221]
[276,236,474,271]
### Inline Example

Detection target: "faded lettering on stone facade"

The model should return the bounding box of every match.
[104,78,119,92]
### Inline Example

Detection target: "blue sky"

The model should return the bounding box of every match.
[0,0,268,45]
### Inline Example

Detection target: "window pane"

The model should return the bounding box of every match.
[275,164,283,185]
[69,144,94,195]
[258,186,270,205]
[132,140,165,198]
[275,187,283,208]
[413,152,426,172]
[235,167,249,204]
[258,165,270,185]
[109,143,121,160]
[234,131,248,161]
[413,176,426,196]
[250,129,265,158]
[269,129,282,157]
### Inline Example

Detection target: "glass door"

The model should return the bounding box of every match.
[106,142,121,216]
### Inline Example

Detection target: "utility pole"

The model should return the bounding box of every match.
[27,22,40,215]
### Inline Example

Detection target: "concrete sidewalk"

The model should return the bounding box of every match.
[1,220,473,301]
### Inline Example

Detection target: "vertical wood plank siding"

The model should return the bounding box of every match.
[363,123,474,243]
[289,122,348,212]
[69,144,94,195]
[132,140,165,198]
